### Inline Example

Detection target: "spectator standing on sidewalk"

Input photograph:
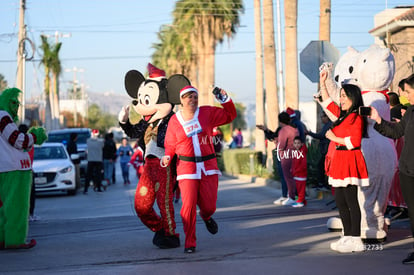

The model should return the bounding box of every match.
[306,111,332,189]
[291,136,308,207]
[66,133,78,156]
[274,111,298,206]
[286,107,306,143]
[117,137,133,185]
[84,129,104,193]
[371,74,414,264]
[256,124,289,205]
[103,133,117,186]
[319,70,368,253]
[231,128,243,148]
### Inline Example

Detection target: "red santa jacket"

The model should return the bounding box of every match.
[164,100,236,180]
[291,144,308,179]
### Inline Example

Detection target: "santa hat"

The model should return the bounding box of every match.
[92,129,99,137]
[286,107,296,118]
[147,63,166,80]
[180,85,198,97]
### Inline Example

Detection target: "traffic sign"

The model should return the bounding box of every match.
[300,40,340,83]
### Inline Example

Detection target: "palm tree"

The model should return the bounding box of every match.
[172,0,244,106]
[152,24,195,82]
[319,0,331,41]
[262,0,279,169]
[284,0,298,109]
[39,35,62,130]
[262,0,279,129]
[40,35,53,130]
[50,42,62,129]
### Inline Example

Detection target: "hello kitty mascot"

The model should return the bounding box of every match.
[320,44,398,241]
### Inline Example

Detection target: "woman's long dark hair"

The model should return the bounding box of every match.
[331,84,368,138]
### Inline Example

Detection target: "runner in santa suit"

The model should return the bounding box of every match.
[162,86,236,253]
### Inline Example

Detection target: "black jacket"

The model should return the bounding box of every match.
[103,139,117,160]
[119,111,174,153]
[374,105,414,177]
[66,140,78,156]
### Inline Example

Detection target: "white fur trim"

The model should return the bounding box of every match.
[320,98,338,121]
[148,76,166,82]
[177,170,221,180]
[329,177,369,187]
[180,86,198,97]
[344,136,354,149]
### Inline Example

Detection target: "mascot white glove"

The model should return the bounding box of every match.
[118,105,130,124]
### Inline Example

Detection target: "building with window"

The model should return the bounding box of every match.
[369,6,414,91]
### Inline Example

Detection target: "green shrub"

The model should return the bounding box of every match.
[306,139,321,187]
[222,148,264,176]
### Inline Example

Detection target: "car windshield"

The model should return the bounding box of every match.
[34,146,68,160]
[48,132,90,145]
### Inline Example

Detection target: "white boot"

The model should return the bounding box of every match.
[337,236,365,253]
[330,236,350,251]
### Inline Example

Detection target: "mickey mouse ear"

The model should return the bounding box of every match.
[167,74,191,104]
[125,70,145,99]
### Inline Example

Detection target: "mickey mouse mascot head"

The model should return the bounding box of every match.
[119,63,190,249]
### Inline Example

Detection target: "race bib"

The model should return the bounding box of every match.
[183,120,202,137]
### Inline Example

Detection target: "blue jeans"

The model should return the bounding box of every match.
[120,162,130,183]
[103,159,114,184]
[274,156,287,198]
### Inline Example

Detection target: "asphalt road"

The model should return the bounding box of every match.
[1,167,413,275]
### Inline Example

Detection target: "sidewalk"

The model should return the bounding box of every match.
[224,173,335,202]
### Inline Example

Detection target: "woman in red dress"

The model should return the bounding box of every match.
[319,71,369,253]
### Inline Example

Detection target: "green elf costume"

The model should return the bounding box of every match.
[0,88,47,249]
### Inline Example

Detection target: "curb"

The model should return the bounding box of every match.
[222,173,335,202]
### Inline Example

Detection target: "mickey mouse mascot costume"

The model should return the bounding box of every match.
[0,88,47,250]
[119,63,190,248]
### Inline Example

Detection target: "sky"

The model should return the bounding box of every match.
[1,0,413,107]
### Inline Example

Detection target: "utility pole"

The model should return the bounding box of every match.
[65,67,84,127]
[317,0,331,131]
[276,0,284,111]
[254,0,265,155]
[16,0,26,123]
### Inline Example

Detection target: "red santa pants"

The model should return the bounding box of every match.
[134,158,177,236]
[179,173,218,248]
[294,179,307,204]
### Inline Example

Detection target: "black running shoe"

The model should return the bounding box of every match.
[402,252,414,264]
[184,247,196,253]
[204,218,218,235]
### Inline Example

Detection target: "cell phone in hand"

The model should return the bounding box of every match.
[212,87,227,102]
[359,106,372,116]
